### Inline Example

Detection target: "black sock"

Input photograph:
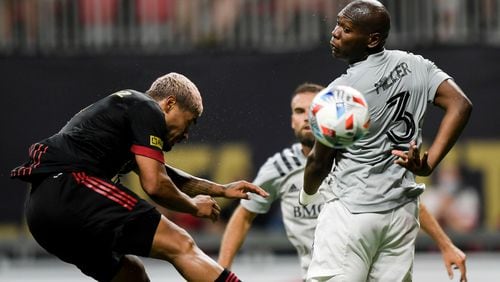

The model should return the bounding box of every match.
[214,269,241,282]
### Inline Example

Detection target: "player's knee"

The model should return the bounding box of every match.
[152,229,198,260]
[172,232,197,255]
[112,255,150,282]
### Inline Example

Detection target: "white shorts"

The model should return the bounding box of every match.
[307,199,420,282]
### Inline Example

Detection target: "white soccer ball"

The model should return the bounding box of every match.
[309,85,370,148]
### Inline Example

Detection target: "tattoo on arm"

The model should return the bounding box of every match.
[164,165,224,197]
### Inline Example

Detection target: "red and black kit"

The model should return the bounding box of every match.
[11,90,167,281]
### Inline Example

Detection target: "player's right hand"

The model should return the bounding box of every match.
[192,195,221,222]
[223,181,269,199]
[392,140,433,176]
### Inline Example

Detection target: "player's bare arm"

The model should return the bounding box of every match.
[304,141,336,195]
[419,203,467,282]
[392,79,472,176]
[218,205,257,268]
[135,155,220,221]
[165,164,269,199]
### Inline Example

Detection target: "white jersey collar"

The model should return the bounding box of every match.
[349,49,386,68]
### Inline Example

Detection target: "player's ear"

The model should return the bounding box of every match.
[165,96,177,112]
[367,32,382,48]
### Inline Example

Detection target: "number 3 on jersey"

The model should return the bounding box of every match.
[386,91,416,144]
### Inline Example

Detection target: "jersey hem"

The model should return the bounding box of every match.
[340,197,418,213]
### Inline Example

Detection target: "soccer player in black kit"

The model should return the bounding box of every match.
[11,72,268,282]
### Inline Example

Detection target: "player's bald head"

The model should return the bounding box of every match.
[340,0,390,42]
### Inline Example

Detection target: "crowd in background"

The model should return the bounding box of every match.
[0,0,497,258]
[0,0,499,54]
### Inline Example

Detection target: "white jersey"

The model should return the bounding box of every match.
[241,143,325,278]
[327,49,451,213]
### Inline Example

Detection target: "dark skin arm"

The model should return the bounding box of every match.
[303,141,336,195]
[392,79,472,176]
[392,79,471,278]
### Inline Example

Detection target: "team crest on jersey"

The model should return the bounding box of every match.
[150,135,163,149]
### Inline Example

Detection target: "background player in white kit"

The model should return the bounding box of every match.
[302,1,472,281]
[218,83,326,279]
[218,83,468,280]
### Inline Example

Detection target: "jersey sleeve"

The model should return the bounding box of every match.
[240,157,282,214]
[127,100,166,164]
[417,55,451,103]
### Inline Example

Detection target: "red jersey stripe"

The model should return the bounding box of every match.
[11,143,48,177]
[33,145,48,168]
[131,144,164,163]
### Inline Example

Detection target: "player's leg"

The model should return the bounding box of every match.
[367,200,419,282]
[149,215,240,282]
[84,175,240,282]
[307,199,377,282]
[26,173,152,282]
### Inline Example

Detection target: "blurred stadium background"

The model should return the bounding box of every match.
[0,0,499,281]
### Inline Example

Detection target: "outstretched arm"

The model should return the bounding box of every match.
[218,205,257,269]
[303,141,336,196]
[419,203,467,282]
[392,79,472,176]
[136,155,220,221]
[165,164,269,199]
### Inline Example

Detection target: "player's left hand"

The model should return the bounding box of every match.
[391,141,433,176]
[441,244,467,282]
[223,181,269,199]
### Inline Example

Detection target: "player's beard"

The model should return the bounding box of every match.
[297,132,315,149]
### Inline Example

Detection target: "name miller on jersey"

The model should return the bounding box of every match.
[374,62,411,94]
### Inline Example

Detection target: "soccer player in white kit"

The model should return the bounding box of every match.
[302,1,472,282]
[219,84,468,280]
[218,83,326,279]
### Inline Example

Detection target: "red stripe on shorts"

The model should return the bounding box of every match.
[72,172,137,211]
[86,177,138,207]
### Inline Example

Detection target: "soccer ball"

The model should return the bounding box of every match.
[309,85,370,148]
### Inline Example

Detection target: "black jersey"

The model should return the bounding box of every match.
[11,90,168,180]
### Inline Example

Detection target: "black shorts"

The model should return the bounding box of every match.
[26,172,161,282]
